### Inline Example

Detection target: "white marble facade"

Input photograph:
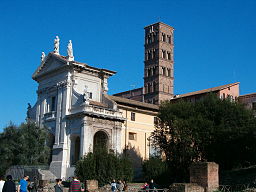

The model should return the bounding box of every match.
[29,50,124,178]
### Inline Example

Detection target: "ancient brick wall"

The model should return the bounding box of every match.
[190,162,219,192]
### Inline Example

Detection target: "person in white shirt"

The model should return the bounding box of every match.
[0,175,5,192]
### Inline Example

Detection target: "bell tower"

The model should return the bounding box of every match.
[143,22,174,104]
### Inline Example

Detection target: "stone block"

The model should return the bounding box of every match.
[86,180,98,191]
[39,180,48,188]
[190,162,219,192]
[169,183,204,192]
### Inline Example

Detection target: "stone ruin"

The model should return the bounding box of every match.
[169,162,219,192]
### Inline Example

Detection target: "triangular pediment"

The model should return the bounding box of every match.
[32,53,68,80]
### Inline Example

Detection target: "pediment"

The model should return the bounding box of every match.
[32,53,68,80]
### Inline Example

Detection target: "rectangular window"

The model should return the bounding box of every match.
[131,112,136,121]
[252,102,256,110]
[154,117,158,124]
[50,96,56,111]
[89,92,92,99]
[129,132,137,140]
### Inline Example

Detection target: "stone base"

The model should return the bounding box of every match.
[169,183,204,192]
[49,161,63,178]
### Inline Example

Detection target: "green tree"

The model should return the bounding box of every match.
[75,148,133,186]
[0,122,51,175]
[152,94,256,182]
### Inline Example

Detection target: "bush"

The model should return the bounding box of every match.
[142,157,169,185]
[75,148,133,186]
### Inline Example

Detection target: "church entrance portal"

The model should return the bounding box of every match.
[93,131,109,152]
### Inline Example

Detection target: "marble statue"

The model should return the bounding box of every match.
[41,52,45,62]
[83,85,90,105]
[54,36,60,54]
[67,40,73,58]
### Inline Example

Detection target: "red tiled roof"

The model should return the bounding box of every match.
[173,82,239,99]
[109,95,159,110]
[89,100,107,108]
[239,92,256,98]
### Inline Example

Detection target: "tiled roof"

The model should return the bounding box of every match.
[109,95,159,111]
[113,87,143,96]
[89,100,108,108]
[239,92,256,98]
[173,82,239,99]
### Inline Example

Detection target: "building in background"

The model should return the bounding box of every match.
[114,22,174,104]
[239,93,256,115]
[171,82,240,102]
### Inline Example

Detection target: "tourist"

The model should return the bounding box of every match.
[27,178,33,192]
[2,175,15,192]
[54,179,63,192]
[149,179,156,191]
[123,180,128,191]
[0,176,5,192]
[116,180,124,191]
[110,179,117,192]
[141,182,149,191]
[18,176,29,192]
[69,176,82,192]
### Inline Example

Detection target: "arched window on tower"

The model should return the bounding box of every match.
[148,68,151,77]
[167,52,171,60]
[167,68,171,77]
[148,83,152,93]
[168,35,172,44]
[153,49,156,59]
[162,67,166,76]
[148,51,152,60]
[153,81,157,92]
[162,33,166,42]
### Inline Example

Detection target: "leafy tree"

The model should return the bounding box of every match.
[0,122,51,175]
[75,148,133,186]
[152,94,256,182]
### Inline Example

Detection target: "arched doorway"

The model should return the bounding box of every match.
[93,131,109,152]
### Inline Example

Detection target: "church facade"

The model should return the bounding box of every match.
[29,23,163,178]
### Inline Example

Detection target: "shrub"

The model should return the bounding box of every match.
[75,148,133,186]
[142,157,169,185]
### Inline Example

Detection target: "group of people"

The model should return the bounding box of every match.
[141,179,157,191]
[110,179,128,192]
[0,174,157,192]
[0,175,32,192]
[54,176,85,192]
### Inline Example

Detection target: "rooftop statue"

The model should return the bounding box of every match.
[54,36,60,54]
[67,40,74,61]
[41,52,45,62]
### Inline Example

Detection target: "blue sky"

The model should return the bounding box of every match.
[0,0,256,130]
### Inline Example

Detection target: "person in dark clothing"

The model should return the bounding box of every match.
[2,175,16,192]
[54,179,63,192]
[149,179,156,191]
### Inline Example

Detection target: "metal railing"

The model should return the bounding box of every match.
[219,184,252,192]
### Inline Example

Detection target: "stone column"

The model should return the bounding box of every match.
[114,122,122,153]
[190,162,219,192]
[80,118,93,156]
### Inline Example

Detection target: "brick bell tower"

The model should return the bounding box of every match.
[144,22,174,104]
